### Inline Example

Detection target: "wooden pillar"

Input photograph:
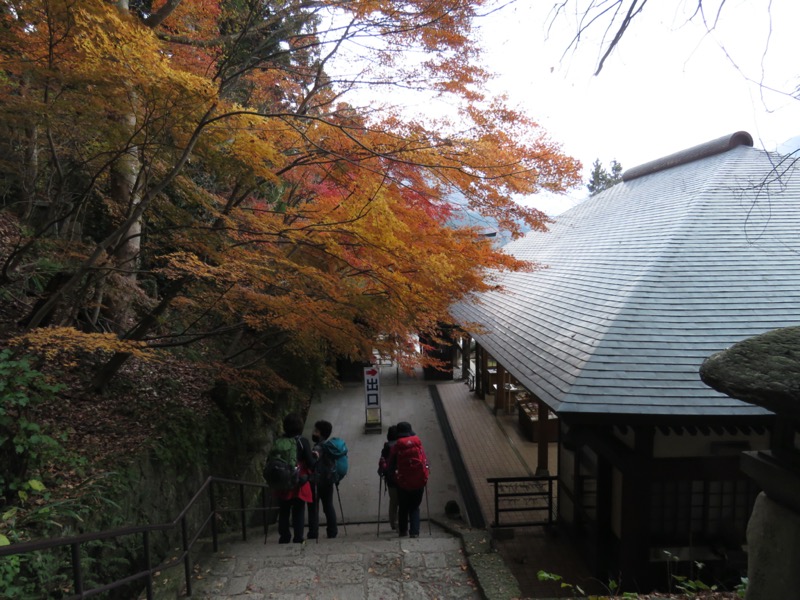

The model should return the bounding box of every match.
[619,427,653,590]
[474,345,481,397]
[495,364,506,414]
[461,334,470,380]
[536,400,550,475]
[595,456,613,577]
[478,345,487,399]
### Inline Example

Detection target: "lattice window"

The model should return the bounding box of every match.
[649,478,757,545]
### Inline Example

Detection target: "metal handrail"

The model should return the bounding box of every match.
[486,475,558,528]
[0,475,272,599]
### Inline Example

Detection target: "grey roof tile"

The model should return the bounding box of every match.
[452,140,800,418]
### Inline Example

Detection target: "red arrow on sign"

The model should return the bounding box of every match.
[365,368,378,376]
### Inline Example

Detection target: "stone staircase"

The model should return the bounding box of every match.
[181,521,518,600]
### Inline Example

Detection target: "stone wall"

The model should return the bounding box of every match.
[80,389,308,594]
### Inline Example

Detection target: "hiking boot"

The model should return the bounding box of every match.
[410,533,419,538]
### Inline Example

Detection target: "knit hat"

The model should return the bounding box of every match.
[396,421,415,436]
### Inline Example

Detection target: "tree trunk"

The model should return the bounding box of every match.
[22,102,215,331]
[21,122,39,222]
[91,277,189,391]
[105,94,143,333]
[102,0,144,333]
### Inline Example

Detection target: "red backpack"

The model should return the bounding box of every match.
[393,435,429,490]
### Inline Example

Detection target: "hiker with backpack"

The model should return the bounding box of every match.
[377,425,399,530]
[309,419,348,540]
[388,421,429,538]
[266,413,315,544]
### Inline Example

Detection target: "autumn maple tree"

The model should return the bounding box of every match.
[0,0,581,399]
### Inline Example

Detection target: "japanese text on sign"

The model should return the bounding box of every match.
[363,366,381,425]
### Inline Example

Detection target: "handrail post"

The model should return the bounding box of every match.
[239,483,247,541]
[548,478,554,526]
[143,530,153,600]
[209,481,218,553]
[262,487,268,538]
[71,542,84,597]
[181,516,192,598]
[493,481,500,527]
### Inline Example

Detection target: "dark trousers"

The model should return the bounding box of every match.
[387,484,399,529]
[308,482,338,538]
[278,497,306,543]
[397,487,424,536]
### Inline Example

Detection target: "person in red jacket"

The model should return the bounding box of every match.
[275,413,315,544]
[388,421,429,538]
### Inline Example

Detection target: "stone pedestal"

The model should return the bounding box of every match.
[699,326,800,600]
[746,492,800,600]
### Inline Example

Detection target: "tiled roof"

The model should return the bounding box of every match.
[452,134,800,418]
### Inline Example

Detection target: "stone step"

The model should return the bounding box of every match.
[187,522,483,599]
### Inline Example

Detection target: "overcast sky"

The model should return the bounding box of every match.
[472,0,800,214]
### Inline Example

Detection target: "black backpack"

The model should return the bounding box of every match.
[263,436,301,491]
[315,437,348,485]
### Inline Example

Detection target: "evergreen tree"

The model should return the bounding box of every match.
[587,159,623,195]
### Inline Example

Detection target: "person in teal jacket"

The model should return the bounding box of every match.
[308,419,348,539]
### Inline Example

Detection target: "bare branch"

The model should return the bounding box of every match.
[142,0,182,29]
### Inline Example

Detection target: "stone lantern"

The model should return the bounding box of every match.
[700,326,800,600]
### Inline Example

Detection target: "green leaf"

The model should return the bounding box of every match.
[0,534,9,546]
[28,479,46,492]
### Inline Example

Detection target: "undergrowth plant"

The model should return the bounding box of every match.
[735,576,748,598]
[0,350,128,597]
[663,550,718,596]
[0,349,64,503]
[537,569,587,597]
[1,471,127,598]
[537,568,641,598]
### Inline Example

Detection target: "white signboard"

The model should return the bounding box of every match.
[363,365,382,431]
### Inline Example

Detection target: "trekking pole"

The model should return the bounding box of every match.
[377,476,382,537]
[424,485,431,536]
[336,483,347,536]
[313,482,320,545]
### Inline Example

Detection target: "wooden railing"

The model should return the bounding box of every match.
[486,475,557,528]
[0,476,272,599]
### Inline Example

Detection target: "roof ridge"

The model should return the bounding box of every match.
[622,131,753,182]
